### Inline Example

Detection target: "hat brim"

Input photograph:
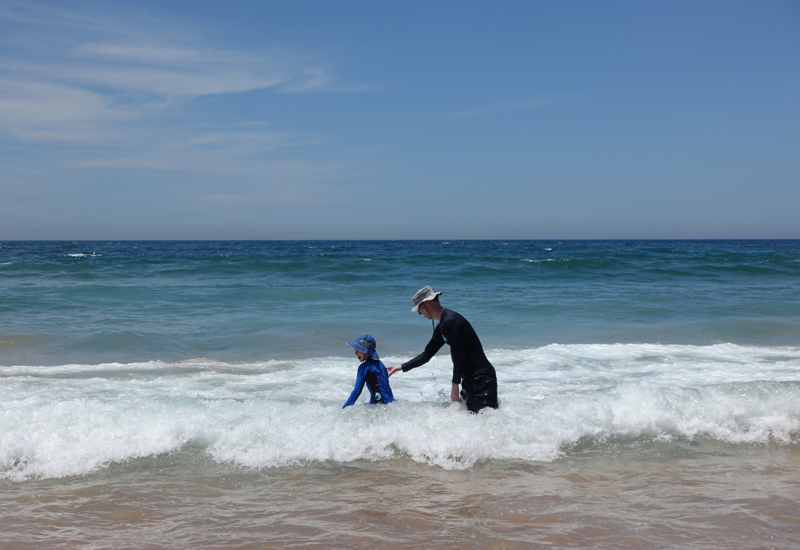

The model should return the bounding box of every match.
[347,340,379,360]
[411,291,442,312]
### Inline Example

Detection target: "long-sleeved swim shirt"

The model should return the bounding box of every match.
[401,308,494,385]
[342,359,395,408]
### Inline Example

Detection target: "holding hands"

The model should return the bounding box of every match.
[386,365,402,377]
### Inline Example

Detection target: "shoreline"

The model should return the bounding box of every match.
[2,443,799,549]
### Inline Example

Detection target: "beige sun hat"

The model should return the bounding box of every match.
[411,286,443,312]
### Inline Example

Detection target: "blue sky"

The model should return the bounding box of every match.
[1,0,798,239]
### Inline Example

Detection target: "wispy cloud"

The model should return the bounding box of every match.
[65,122,336,173]
[441,95,576,119]
[0,3,388,223]
[69,135,341,172]
[0,2,375,211]
[0,79,132,141]
[0,3,342,143]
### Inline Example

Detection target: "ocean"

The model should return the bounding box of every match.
[2,240,799,548]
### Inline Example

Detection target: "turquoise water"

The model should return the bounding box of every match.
[2,240,799,366]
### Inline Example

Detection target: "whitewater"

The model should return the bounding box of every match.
[3,343,799,481]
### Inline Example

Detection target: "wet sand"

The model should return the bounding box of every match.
[2,442,799,549]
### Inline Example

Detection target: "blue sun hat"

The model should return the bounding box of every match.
[347,334,379,361]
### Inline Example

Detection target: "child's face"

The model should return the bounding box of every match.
[355,349,369,362]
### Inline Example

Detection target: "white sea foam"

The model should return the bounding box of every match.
[2,344,799,480]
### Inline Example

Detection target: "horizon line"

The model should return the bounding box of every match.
[2,238,798,242]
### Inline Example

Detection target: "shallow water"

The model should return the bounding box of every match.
[2,442,799,549]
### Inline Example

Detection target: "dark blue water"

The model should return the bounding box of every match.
[1,240,799,366]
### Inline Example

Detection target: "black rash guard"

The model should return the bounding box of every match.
[401,308,498,411]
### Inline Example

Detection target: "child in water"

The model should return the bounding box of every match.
[342,334,394,408]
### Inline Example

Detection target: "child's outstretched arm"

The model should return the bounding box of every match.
[342,364,367,408]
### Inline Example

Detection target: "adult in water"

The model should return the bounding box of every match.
[387,286,499,413]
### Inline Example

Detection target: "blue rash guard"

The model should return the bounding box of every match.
[342,359,395,408]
